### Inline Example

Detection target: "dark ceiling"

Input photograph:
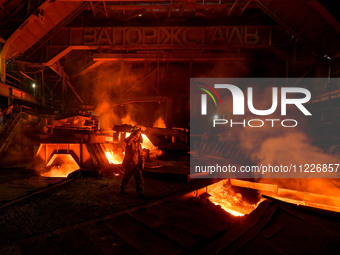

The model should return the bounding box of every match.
[0,0,339,110]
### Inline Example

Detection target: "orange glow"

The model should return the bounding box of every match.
[141,134,155,150]
[153,117,166,128]
[208,182,263,216]
[121,114,136,125]
[105,150,124,164]
[124,132,161,155]
[142,134,162,155]
[105,134,161,164]
[41,154,79,177]
[120,114,163,155]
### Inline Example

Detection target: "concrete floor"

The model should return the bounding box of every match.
[0,164,214,253]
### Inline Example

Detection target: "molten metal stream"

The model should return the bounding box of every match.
[105,151,124,164]
[208,182,263,216]
[41,154,80,177]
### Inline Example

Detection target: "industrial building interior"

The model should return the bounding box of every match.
[0,0,339,254]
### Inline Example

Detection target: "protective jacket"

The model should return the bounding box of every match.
[122,132,144,170]
[120,131,145,196]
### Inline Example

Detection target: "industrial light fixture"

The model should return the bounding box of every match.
[32,83,36,88]
[324,55,331,60]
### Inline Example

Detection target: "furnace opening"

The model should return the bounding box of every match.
[40,154,80,178]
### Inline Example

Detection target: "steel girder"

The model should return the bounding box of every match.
[0,0,85,82]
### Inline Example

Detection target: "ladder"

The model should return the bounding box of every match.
[0,109,23,155]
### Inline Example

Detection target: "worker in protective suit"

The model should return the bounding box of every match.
[120,126,145,198]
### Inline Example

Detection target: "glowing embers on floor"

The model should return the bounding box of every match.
[41,154,80,177]
[208,181,264,216]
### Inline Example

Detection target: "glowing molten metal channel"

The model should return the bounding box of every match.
[208,183,263,216]
[125,133,161,154]
[141,134,154,150]
[41,154,79,177]
[105,151,124,164]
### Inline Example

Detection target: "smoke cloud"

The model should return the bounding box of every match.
[212,82,340,198]
[83,62,165,128]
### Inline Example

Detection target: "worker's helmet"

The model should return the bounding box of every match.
[131,126,141,133]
